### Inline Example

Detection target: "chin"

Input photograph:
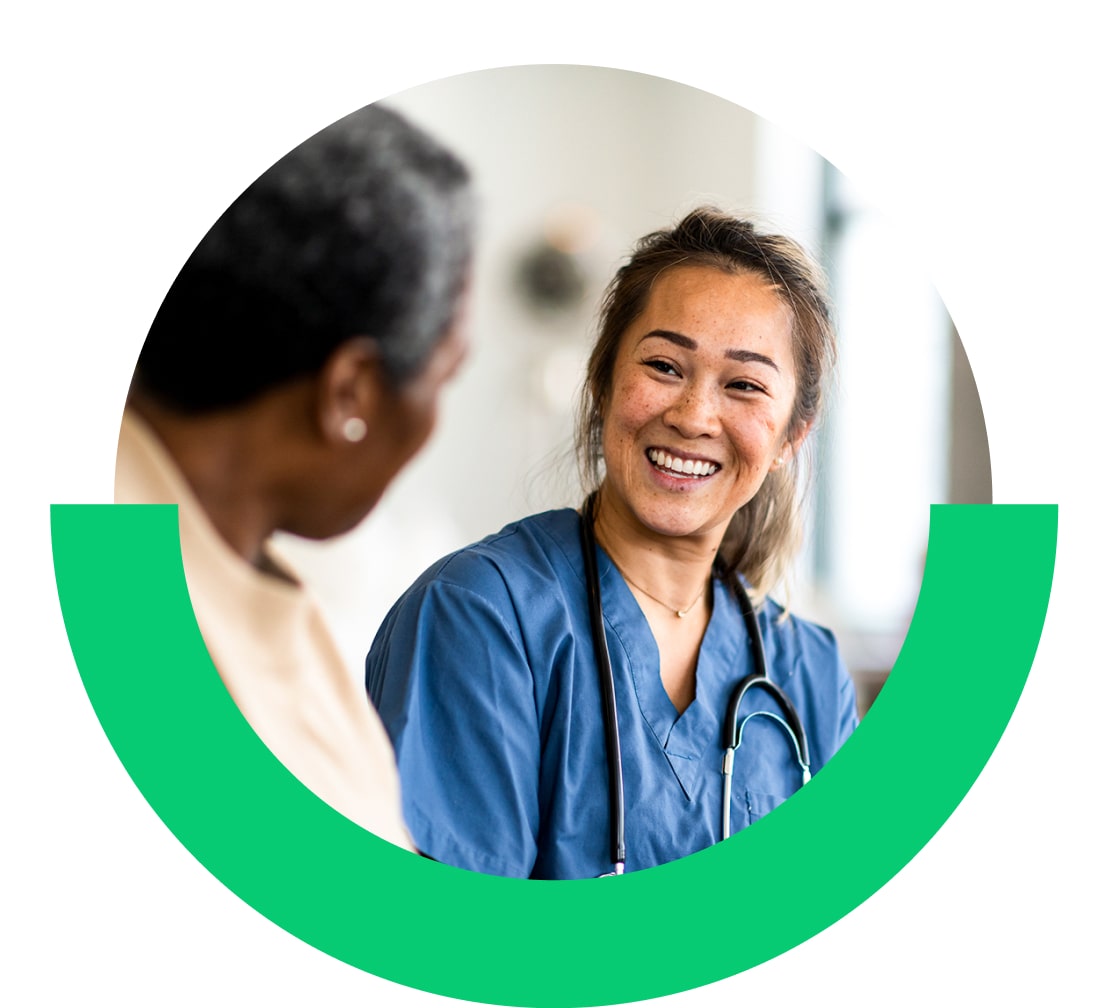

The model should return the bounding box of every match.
[290,499,381,543]
[334,501,382,539]
[628,500,719,540]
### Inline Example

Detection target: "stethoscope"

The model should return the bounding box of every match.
[579,493,811,876]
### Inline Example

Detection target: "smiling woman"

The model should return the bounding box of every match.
[598,267,798,547]
[592,266,803,713]
[366,207,857,879]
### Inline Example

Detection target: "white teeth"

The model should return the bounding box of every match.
[648,449,718,478]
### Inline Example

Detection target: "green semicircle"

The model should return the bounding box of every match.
[51,502,1056,1007]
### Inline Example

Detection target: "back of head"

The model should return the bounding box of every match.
[134,103,474,413]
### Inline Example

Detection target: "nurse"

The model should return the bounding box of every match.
[366,207,858,878]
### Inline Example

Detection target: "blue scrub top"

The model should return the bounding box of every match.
[367,509,858,879]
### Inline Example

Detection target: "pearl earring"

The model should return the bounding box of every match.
[342,417,367,443]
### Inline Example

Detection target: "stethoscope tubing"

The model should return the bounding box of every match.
[579,496,627,874]
[580,494,810,875]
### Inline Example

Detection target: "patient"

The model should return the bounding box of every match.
[115,103,474,846]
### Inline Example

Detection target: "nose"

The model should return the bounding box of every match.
[662,385,721,439]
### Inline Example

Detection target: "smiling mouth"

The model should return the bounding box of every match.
[647,448,721,479]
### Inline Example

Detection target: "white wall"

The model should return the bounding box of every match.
[276,66,774,677]
[274,65,956,691]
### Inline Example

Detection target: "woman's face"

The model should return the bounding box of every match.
[313,311,470,541]
[599,265,800,546]
[365,316,469,507]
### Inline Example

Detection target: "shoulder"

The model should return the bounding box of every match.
[413,508,584,602]
[752,594,845,684]
[115,409,186,505]
[759,596,838,650]
[366,509,584,711]
[370,508,585,652]
[749,595,859,766]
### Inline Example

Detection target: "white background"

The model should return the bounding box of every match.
[4,3,1106,1005]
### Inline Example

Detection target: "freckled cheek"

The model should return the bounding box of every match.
[745,399,793,446]
[724,417,782,472]
[601,404,651,481]
[606,376,664,434]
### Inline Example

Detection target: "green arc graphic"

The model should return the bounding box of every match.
[52,503,1055,1007]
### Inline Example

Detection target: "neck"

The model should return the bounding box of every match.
[589,484,721,615]
[128,389,313,574]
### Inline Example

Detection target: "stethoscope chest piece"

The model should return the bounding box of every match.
[579,494,810,875]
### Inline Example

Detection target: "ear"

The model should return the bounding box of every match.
[772,420,813,471]
[314,337,386,446]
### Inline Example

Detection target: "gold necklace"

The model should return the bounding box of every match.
[615,565,707,619]
[586,496,708,618]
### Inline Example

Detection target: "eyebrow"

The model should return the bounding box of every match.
[639,329,781,372]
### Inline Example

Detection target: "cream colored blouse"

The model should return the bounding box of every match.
[115,409,414,851]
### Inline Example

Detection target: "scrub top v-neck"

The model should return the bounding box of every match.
[366,509,858,879]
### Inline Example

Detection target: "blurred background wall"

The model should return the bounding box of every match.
[273,65,991,713]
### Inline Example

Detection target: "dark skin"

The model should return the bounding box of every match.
[128,326,468,577]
